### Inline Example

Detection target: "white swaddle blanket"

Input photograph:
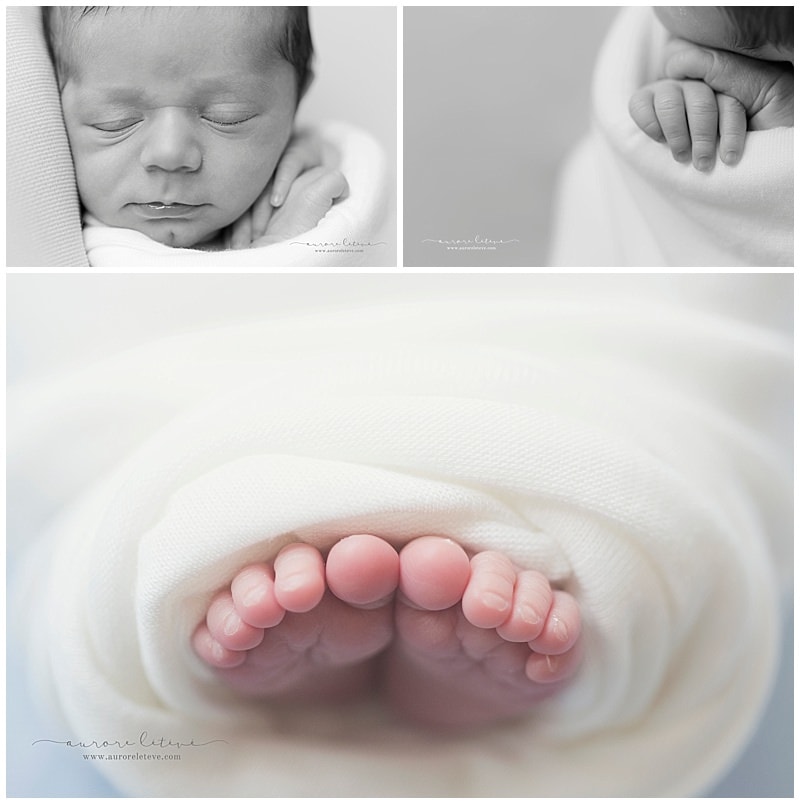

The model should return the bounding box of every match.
[83,121,389,268]
[549,7,794,267]
[9,277,791,796]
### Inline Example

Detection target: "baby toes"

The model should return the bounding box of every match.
[325,534,400,608]
[525,640,583,684]
[192,622,247,669]
[206,590,265,652]
[461,551,516,629]
[272,543,326,613]
[231,563,285,628]
[527,590,582,656]
[399,537,471,611]
[495,569,553,643]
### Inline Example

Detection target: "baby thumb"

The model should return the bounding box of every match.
[664,46,768,115]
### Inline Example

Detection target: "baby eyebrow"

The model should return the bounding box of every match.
[82,76,258,106]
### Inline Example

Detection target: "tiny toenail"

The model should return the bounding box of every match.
[223,612,240,636]
[279,573,305,591]
[482,592,510,612]
[242,583,264,607]
[520,605,542,626]
[552,616,569,643]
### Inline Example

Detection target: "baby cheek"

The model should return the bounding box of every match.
[69,138,127,216]
[212,128,291,210]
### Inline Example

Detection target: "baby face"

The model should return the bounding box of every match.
[59,9,297,247]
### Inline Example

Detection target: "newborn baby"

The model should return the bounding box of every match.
[44,6,347,250]
[629,6,794,171]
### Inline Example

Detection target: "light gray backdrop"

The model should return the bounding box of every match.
[404,6,616,267]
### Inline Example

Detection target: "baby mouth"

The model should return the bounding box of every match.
[132,201,205,218]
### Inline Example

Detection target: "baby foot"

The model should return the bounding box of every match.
[192,534,400,703]
[385,537,582,729]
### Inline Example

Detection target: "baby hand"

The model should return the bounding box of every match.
[251,166,349,247]
[664,41,794,133]
[225,130,331,250]
[629,77,745,170]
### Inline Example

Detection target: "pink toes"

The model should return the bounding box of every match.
[192,623,247,669]
[206,591,265,651]
[495,570,554,643]
[526,637,583,684]
[528,590,582,655]
[326,534,400,607]
[461,551,516,628]
[399,537,471,611]
[231,563,284,628]
[272,543,326,613]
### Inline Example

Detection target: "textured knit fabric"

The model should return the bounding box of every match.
[6,7,89,267]
[9,277,792,797]
[549,7,794,267]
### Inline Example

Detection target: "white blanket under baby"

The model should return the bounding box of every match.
[549,7,793,267]
[10,281,791,796]
[82,121,389,267]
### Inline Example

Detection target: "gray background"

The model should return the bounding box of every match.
[404,6,616,267]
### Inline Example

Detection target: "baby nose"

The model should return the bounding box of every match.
[140,108,202,173]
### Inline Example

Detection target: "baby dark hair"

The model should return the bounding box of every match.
[719,6,793,55]
[42,6,313,95]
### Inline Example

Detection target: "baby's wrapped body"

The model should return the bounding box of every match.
[9,276,791,796]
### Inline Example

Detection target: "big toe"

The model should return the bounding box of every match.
[325,534,400,608]
[398,537,471,611]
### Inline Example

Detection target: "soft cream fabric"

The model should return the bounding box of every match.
[83,122,389,267]
[9,276,791,796]
[6,6,88,267]
[549,7,794,267]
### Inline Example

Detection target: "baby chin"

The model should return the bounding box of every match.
[121,203,226,248]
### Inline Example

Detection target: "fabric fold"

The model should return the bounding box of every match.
[10,290,791,796]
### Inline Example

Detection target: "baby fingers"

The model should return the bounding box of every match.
[716,94,747,166]
[271,132,324,207]
[681,80,719,171]
[650,81,693,163]
[628,86,667,143]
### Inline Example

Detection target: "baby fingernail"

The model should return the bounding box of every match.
[675,150,690,163]
[722,151,739,166]
[696,156,712,171]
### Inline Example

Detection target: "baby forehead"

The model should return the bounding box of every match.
[66,7,286,55]
[58,6,291,83]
